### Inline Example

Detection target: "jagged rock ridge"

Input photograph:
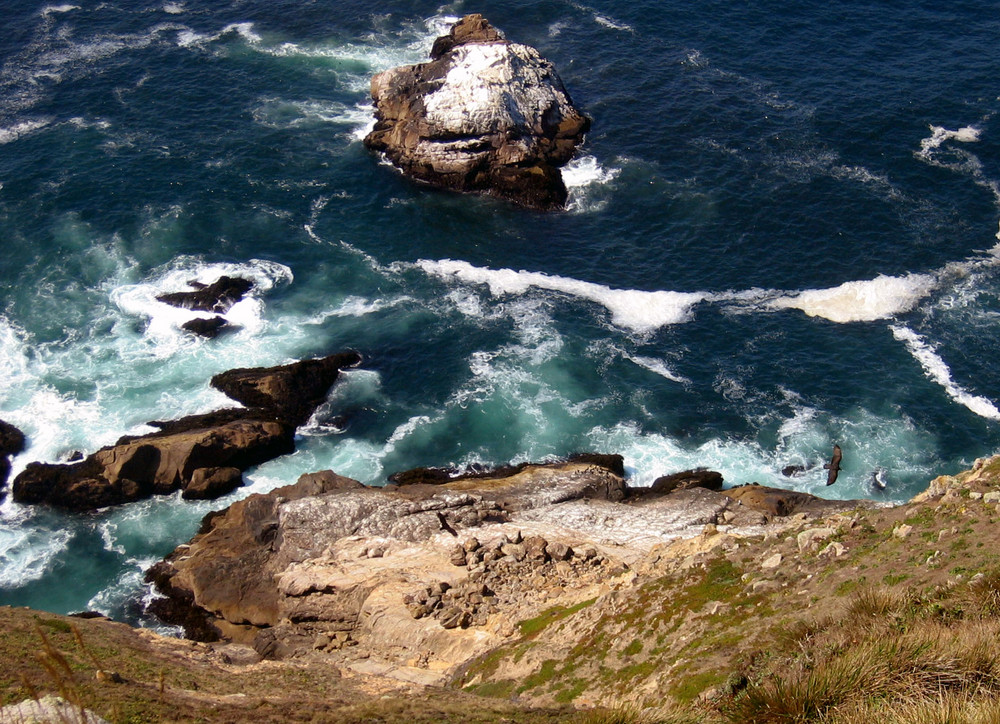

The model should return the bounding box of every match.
[11,352,361,510]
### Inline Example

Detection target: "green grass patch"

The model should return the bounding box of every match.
[669,668,726,703]
[518,598,596,637]
[620,639,643,657]
[554,678,588,703]
[517,659,559,693]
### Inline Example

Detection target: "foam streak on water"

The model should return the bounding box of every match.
[768,273,937,323]
[890,325,1000,421]
[416,259,706,332]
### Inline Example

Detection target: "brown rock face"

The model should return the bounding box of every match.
[364,14,590,209]
[12,352,361,511]
[13,414,294,510]
[651,469,725,495]
[721,483,850,517]
[212,351,361,427]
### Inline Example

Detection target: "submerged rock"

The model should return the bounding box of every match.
[364,14,590,209]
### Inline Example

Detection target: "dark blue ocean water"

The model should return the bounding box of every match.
[1,0,999,623]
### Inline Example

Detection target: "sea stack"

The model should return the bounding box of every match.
[364,14,591,210]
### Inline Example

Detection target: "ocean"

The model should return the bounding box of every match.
[1,0,998,625]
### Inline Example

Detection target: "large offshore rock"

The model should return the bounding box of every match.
[364,14,590,209]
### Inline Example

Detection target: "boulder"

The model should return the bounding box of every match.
[651,469,724,495]
[0,419,25,457]
[0,419,25,495]
[183,466,244,500]
[156,276,253,313]
[721,483,850,517]
[364,14,590,210]
[181,316,230,338]
[212,351,362,427]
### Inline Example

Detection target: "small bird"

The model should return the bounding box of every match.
[824,444,842,485]
[436,511,458,536]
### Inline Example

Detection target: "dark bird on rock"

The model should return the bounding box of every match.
[824,444,842,485]
[436,511,458,536]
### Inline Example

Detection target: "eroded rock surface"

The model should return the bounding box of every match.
[11,353,361,511]
[146,457,868,687]
[364,14,590,209]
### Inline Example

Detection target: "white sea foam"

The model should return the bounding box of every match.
[563,155,621,213]
[626,355,690,384]
[0,316,121,472]
[251,98,373,140]
[177,22,261,48]
[570,3,633,32]
[109,258,292,357]
[769,273,936,323]
[916,122,1000,207]
[162,2,184,14]
[0,525,73,589]
[890,325,1000,420]
[0,119,50,144]
[593,15,634,32]
[416,259,706,333]
[40,4,79,15]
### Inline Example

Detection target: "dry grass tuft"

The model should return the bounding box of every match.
[727,591,1000,723]
[578,704,708,724]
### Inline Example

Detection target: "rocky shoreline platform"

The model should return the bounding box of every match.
[144,452,869,683]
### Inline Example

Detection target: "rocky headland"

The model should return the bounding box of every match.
[143,451,871,689]
[6,454,1000,722]
[364,14,591,209]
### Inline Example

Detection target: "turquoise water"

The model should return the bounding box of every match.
[0,0,998,624]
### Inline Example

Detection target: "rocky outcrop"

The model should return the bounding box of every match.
[721,482,855,518]
[0,419,26,497]
[364,14,590,209]
[649,468,724,495]
[146,457,868,688]
[156,276,253,313]
[181,316,230,339]
[11,353,361,511]
[211,351,360,427]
